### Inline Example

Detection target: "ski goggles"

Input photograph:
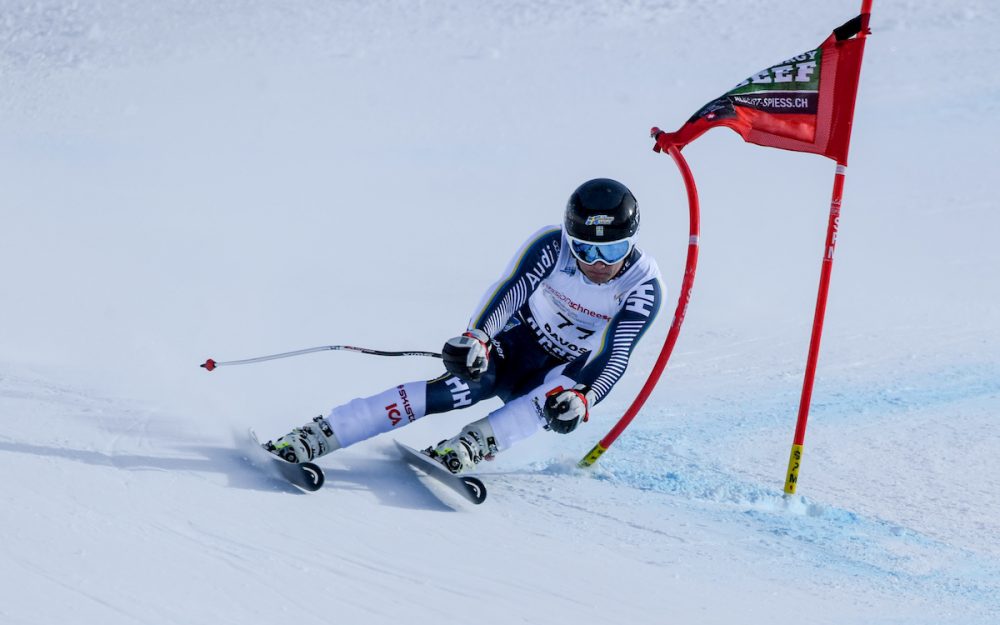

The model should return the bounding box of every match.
[567,235,634,266]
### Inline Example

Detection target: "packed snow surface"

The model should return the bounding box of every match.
[2,1,998,624]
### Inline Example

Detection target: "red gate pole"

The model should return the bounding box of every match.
[783,164,846,494]
[579,141,701,467]
[784,0,872,495]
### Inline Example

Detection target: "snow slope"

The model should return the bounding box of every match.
[2,1,998,624]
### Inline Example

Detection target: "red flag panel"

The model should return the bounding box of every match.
[656,14,869,164]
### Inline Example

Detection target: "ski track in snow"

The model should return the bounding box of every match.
[3,360,998,624]
[511,358,1000,621]
[3,1,1000,623]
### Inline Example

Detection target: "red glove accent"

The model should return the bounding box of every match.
[463,331,489,353]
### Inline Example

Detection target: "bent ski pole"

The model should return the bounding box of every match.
[200,345,442,371]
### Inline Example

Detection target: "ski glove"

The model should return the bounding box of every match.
[543,384,595,434]
[442,329,491,381]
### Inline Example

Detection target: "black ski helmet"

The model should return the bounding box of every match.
[564,178,639,243]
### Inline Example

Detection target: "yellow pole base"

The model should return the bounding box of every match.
[578,442,608,468]
[783,444,804,495]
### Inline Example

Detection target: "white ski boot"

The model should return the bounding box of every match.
[428,417,498,474]
[265,416,341,463]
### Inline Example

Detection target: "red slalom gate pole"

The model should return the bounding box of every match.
[579,140,700,468]
[783,164,846,494]
[784,0,872,495]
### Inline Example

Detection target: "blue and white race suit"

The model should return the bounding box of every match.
[326,226,664,451]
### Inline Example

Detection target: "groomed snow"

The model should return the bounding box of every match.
[2,2,998,624]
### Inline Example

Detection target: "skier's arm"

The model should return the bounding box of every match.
[572,276,663,403]
[467,226,561,338]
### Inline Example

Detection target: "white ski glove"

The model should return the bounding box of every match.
[441,328,491,381]
[543,384,595,434]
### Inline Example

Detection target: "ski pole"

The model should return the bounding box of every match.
[200,345,442,371]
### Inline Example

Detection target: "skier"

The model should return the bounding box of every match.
[265,178,664,474]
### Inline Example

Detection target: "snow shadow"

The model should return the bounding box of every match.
[0,439,460,511]
[0,439,302,494]
[320,459,458,512]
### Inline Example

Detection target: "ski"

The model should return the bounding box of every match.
[395,440,487,505]
[248,429,325,492]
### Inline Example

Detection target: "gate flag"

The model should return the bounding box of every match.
[654,14,869,165]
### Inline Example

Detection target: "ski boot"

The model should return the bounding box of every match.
[265,416,341,463]
[426,417,498,474]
